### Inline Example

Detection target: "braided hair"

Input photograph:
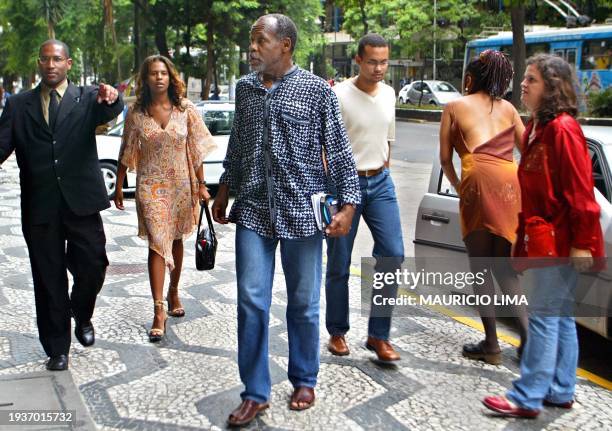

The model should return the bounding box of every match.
[465,49,513,99]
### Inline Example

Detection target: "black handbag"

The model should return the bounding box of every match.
[195,203,217,270]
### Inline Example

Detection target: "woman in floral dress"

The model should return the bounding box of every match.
[114,55,216,342]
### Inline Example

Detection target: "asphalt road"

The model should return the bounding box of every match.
[394,120,440,163]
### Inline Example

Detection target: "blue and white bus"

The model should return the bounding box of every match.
[465,25,612,110]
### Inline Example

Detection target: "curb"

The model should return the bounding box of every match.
[0,371,96,430]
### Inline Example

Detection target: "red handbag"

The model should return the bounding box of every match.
[524,216,557,258]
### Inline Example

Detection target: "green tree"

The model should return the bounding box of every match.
[0,0,48,88]
[338,0,480,60]
[41,0,66,39]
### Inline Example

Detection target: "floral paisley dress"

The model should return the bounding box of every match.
[119,99,216,269]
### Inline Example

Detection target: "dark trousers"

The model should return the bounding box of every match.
[22,204,108,357]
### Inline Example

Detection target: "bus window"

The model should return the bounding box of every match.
[567,49,577,66]
[526,43,550,57]
[582,39,612,70]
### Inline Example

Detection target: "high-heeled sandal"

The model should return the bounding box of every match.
[166,285,185,317]
[149,300,167,343]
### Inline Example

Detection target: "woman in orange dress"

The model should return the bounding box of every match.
[439,50,528,364]
[114,55,216,342]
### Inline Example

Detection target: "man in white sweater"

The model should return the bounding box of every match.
[326,34,404,362]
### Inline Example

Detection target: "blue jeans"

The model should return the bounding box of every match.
[236,225,323,404]
[325,168,404,340]
[507,264,579,410]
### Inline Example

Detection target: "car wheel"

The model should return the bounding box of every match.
[100,162,118,199]
[430,101,438,106]
[399,97,405,104]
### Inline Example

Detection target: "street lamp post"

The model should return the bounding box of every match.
[433,0,437,81]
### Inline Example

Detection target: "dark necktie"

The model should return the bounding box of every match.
[48,89,59,130]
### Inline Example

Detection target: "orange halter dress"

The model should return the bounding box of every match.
[453,123,521,244]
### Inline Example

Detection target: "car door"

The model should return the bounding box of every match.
[413,153,472,295]
[575,139,612,339]
[421,83,433,104]
[414,138,612,338]
[414,153,465,255]
[408,82,422,104]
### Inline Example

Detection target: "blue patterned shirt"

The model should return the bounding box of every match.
[220,67,361,239]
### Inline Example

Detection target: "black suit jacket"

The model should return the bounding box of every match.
[0,83,124,224]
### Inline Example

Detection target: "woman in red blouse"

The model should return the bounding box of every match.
[483,54,604,418]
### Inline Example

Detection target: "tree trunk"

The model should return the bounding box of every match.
[133,0,150,73]
[133,1,141,72]
[511,4,526,109]
[103,0,121,79]
[203,19,214,100]
[153,1,170,58]
[47,21,55,39]
[359,0,368,35]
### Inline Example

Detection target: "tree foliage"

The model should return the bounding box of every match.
[338,0,482,61]
[0,0,609,96]
[0,0,325,95]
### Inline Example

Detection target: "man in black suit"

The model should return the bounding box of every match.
[0,40,123,370]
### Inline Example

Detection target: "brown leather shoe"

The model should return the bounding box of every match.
[289,386,315,411]
[366,336,400,362]
[227,399,269,427]
[328,335,350,356]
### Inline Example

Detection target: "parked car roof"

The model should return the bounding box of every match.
[582,125,612,145]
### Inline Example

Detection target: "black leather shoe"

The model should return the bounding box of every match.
[75,320,95,347]
[46,355,68,371]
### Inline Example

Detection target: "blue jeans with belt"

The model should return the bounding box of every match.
[507,264,579,410]
[325,168,404,340]
[236,225,323,404]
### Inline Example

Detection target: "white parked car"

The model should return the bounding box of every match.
[414,125,612,339]
[397,82,414,105]
[96,101,234,198]
[399,80,461,106]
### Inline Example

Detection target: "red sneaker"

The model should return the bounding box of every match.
[482,395,540,418]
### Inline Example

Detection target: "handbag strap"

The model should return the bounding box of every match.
[197,202,216,237]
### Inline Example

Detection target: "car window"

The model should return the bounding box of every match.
[587,140,611,202]
[201,109,234,135]
[437,152,461,197]
[422,84,432,94]
[412,82,422,91]
[433,82,456,92]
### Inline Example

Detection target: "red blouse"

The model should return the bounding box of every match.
[514,113,605,268]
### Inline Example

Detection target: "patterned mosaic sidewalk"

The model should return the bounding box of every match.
[0,155,611,431]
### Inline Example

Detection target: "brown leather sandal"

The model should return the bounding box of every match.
[227,399,269,427]
[149,300,167,342]
[166,285,185,317]
[289,386,315,411]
